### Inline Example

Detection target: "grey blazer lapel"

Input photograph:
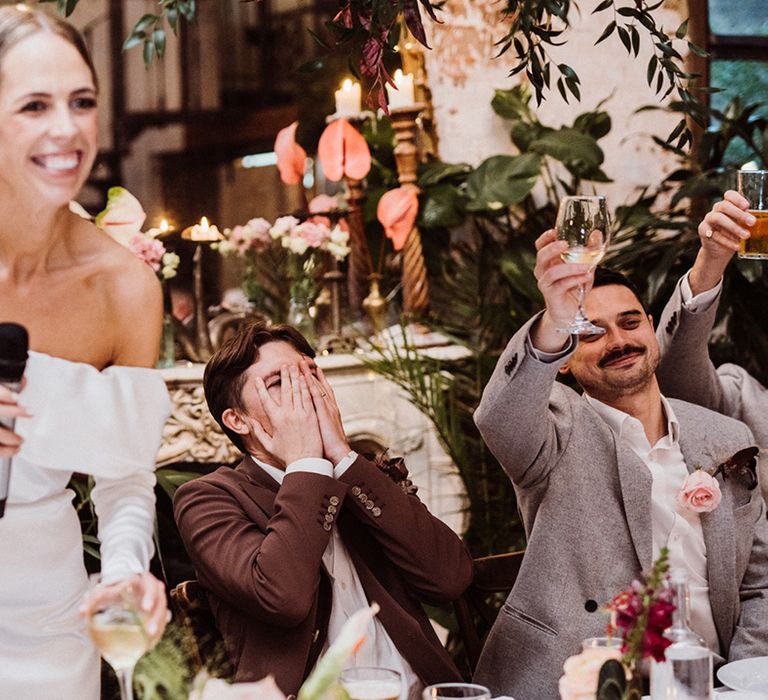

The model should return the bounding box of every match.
[675,402,737,648]
[614,438,654,571]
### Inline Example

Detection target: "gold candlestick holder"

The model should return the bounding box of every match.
[390,104,429,317]
[362,273,387,335]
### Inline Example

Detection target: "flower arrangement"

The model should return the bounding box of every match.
[559,548,675,700]
[88,187,180,282]
[217,207,351,313]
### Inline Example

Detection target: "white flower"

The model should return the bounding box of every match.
[95,186,147,246]
[326,241,351,261]
[270,215,300,240]
[161,252,180,280]
[329,224,349,245]
[285,234,310,256]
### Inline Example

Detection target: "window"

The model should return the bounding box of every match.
[690,0,768,165]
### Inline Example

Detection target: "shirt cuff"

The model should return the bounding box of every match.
[680,271,722,313]
[525,333,576,364]
[334,451,359,479]
[285,457,334,478]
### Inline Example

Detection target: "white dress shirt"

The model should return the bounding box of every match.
[250,454,419,700]
[584,395,720,653]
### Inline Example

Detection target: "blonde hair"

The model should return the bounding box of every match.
[0,4,97,88]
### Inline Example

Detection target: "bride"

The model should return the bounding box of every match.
[0,6,170,698]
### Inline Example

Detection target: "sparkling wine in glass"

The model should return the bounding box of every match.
[87,580,151,700]
[340,667,403,700]
[556,195,611,335]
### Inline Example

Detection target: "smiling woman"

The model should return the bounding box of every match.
[0,6,172,700]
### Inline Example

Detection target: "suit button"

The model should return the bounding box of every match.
[329,496,340,506]
[351,486,362,497]
[359,493,368,503]
[323,522,332,531]
[372,507,382,517]
[327,505,337,514]
[324,513,334,523]
[365,501,374,510]
[585,599,598,613]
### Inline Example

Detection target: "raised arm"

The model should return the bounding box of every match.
[475,230,587,488]
[656,190,754,414]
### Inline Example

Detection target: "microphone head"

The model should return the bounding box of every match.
[0,323,29,383]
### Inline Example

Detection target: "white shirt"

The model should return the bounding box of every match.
[584,395,720,653]
[250,454,419,700]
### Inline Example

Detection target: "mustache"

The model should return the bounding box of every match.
[598,345,646,368]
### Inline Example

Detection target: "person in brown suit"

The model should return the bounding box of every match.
[173,322,473,699]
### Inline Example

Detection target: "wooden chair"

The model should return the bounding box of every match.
[171,579,232,676]
[454,550,525,676]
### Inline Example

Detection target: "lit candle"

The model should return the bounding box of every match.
[334,78,362,117]
[159,218,170,233]
[386,69,416,110]
[182,216,223,242]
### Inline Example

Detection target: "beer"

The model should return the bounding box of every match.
[739,210,768,260]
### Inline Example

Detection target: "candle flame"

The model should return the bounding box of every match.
[342,78,352,91]
[200,216,209,230]
[394,69,403,84]
[159,218,169,232]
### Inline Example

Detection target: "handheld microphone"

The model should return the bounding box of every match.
[0,323,29,519]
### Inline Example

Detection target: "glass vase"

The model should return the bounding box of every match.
[156,312,175,368]
[287,295,316,347]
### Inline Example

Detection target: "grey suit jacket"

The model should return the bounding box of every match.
[473,314,768,700]
[656,277,768,502]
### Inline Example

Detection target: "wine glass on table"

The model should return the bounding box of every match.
[422,683,492,700]
[340,667,403,700]
[86,577,153,700]
[556,194,612,336]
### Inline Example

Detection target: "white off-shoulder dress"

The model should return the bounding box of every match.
[0,352,171,700]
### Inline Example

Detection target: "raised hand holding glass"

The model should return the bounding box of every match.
[556,195,611,335]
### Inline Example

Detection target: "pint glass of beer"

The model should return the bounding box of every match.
[737,169,768,259]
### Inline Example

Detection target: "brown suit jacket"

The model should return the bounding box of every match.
[173,454,473,695]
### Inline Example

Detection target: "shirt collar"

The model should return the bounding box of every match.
[584,393,680,446]
[249,455,285,485]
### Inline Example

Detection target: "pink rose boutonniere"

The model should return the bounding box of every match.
[677,446,760,514]
[677,469,722,514]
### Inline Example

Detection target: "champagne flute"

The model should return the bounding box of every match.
[340,667,403,700]
[87,577,152,700]
[556,195,612,335]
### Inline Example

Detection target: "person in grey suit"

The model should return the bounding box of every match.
[656,189,768,502]
[473,228,768,699]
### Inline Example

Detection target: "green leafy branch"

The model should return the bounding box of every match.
[122,0,198,66]
[592,0,711,152]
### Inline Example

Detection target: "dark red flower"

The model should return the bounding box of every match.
[641,629,672,662]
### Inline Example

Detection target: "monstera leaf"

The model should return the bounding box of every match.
[464,154,541,212]
[529,128,604,169]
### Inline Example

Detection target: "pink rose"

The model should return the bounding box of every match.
[677,469,722,513]
[558,647,622,700]
[128,233,165,272]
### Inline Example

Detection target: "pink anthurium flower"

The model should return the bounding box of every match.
[377,187,419,251]
[317,118,371,182]
[274,122,307,185]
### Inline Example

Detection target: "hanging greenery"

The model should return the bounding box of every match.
[45,0,708,152]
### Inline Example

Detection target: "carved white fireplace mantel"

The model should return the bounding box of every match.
[158,348,469,534]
